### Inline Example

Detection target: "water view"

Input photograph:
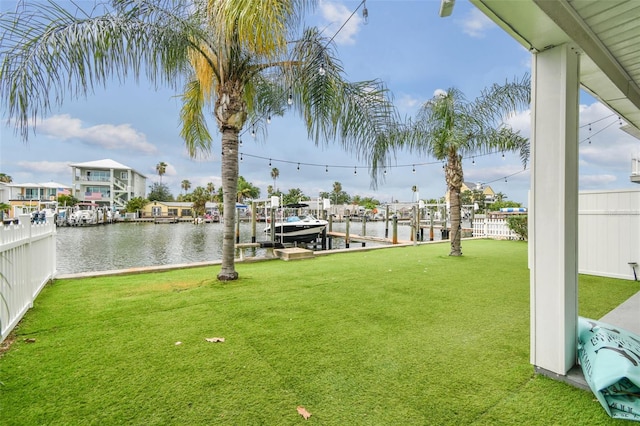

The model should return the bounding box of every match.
[56,220,431,275]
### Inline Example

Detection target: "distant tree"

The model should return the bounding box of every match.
[283,188,308,205]
[156,162,167,183]
[181,179,192,194]
[270,168,279,192]
[125,197,148,213]
[57,194,79,207]
[236,176,260,203]
[190,186,209,217]
[494,192,507,203]
[148,182,174,202]
[206,182,215,201]
[0,202,9,220]
[330,181,350,205]
[506,215,528,240]
[0,173,12,183]
[357,196,380,210]
[487,200,522,211]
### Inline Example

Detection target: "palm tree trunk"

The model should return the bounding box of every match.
[217,128,239,281]
[447,151,463,256]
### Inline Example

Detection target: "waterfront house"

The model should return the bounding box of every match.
[141,201,193,218]
[3,181,72,218]
[70,159,146,211]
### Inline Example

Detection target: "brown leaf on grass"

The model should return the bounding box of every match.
[205,337,225,343]
[296,406,311,420]
[24,338,36,343]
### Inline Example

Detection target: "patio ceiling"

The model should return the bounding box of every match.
[469,0,640,138]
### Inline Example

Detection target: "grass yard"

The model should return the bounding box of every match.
[0,239,638,425]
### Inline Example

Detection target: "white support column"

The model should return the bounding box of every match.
[530,43,580,375]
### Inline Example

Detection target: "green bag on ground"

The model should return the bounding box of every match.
[578,317,640,421]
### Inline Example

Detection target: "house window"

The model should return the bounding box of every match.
[152,206,162,216]
[168,209,178,216]
[181,209,192,217]
[120,171,128,180]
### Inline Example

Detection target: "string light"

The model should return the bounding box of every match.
[319,62,326,77]
[240,153,243,162]
[362,0,369,24]
[269,158,272,166]
[251,127,256,138]
[325,165,328,173]
[297,163,300,171]
[267,115,271,124]
[412,164,416,174]
[472,157,475,165]
[354,166,357,175]
[287,91,293,105]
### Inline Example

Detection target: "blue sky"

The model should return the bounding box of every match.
[2,0,639,206]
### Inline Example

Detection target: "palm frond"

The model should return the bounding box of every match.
[180,77,212,158]
[0,0,199,141]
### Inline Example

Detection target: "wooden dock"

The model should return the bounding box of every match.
[327,231,411,245]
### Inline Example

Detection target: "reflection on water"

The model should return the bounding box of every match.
[56,220,427,274]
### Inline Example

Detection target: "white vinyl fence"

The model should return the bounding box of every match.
[1,216,56,342]
[472,215,522,240]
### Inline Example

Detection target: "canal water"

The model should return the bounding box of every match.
[56,220,439,275]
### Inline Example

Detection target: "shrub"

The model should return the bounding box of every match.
[506,215,528,240]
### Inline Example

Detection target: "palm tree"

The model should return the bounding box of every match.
[236,176,260,203]
[156,162,168,184]
[270,168,280,192]
[181,179,192,194]
[206,182,215,202]
[1,0,397,281]
[381,78,530,256]
[0,173,13,183]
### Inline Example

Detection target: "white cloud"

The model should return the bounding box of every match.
[319,0,362,45]
[37,114,157,154]
[461,8,494,38]
[16,161,70,175]
[504,109,531,136]
[580,174,618,187]
[396,93,422,116]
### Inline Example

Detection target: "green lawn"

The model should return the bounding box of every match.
[0,239,637,425]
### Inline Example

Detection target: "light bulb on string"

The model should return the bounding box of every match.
[383,168,387,175]
[240,153,243,162]
[287,92,293,105]
[505,177,508,183]
[362,0,369,24]
[588,137,591,144]
[297,163,300,171]
[354,166,357,175]
[472,157,475,165]
[619,116,623,126]
[501,151,505,159]
[269,158,272,167]
[589,124,592,132]
[325,165,328,173]
[267,115,271,124]
[251,127,256,138]
[412,164,416,174]
[318,62,326,77]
